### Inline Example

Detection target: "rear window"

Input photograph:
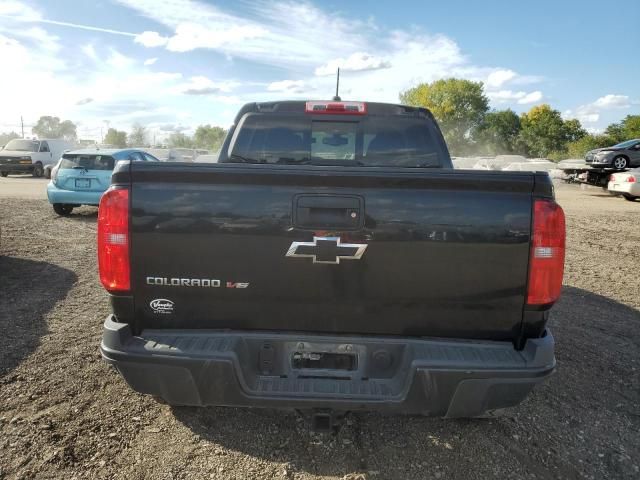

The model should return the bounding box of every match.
[60,154,115,170]
[228,114,444,167]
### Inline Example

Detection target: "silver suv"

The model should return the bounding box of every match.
[585,139,640,170]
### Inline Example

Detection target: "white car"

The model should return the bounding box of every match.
[0,138,74,178]
[608,169,640,202]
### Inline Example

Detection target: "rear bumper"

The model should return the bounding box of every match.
[46,182,103,206]
[608,182,640,196]
[100,315,555,417]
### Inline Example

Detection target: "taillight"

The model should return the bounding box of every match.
[627,176,636,183]
[305,101,367,115]
[51,164,60,184]
[608,174,615,183]
[526,199,565,306]
[98,187,130,292]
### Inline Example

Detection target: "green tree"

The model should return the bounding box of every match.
[604,122,625,144]
[32,116,77,141]
[473,109,521,155]
[608,115,640,141]
[400,78,489,155]
[103,128,128,148]
[0,131,20,147]
[622,115,640,138]
[167,132,194,148]
[564,134,614,159]
[193,125,227,151]
[128,123,148,146]
[563,118,587,143]
[518,104,585,158]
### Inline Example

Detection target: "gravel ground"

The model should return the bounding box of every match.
[0,182,638,480]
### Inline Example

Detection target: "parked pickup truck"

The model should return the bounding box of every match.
[99,100,565,428]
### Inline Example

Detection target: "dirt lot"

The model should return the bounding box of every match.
[0,177,47,200]
[0,178,638,480]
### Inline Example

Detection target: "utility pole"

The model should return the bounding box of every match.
[103,119,110,145]
[21,116,24,138]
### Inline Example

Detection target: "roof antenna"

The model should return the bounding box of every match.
[332,68,341,101]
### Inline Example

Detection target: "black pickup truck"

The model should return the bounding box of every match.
[99,100,565,427]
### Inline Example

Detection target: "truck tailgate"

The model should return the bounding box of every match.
[127,164,535,341]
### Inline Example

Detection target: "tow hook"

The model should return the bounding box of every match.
[308,409,345,433]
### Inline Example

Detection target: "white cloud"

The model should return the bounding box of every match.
[135,30,168,47]
[485,69,517,88]
[483,69,544,106]
[487,89,543,105]
[106,49,135,69]
[488,90,525,102]
[593,94,630,109]
[0,5,234,138]
[0,2,60,52]
[2,35,184,130]
[267,80,309,94]
[517,91,543,104]
[166,22,266,52]
[2,4,136,37]
[562,103,600,123]
[157,123,190,132]
[177,76,236,95]
[114,0,366,66]
[0,0,560,137]
[12,26,60,52]
[566,94,632,125]
[0,33,79,128]
[0,1,41,20]
[564,106,599,124]
[113,0,546,109]
[82,43,98,61]
[315,52,391,76]
[580,113,600,123]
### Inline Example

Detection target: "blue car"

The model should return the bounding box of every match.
[47,148,158,215]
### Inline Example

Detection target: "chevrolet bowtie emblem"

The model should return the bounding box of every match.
[286,236,368,264]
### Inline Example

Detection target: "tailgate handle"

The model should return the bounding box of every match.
[294,195,364,230]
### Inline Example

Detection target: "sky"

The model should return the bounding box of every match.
[0,0,638,142]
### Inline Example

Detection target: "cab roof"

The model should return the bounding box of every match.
[63,148,143,156]
[233,100,434,124]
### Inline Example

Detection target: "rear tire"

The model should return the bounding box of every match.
[612,156,629,170]
[622,194,638,202]
[53,203,74,216]
[0,171,8,177]
[32,162,44,178]
[44,166,52,179]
